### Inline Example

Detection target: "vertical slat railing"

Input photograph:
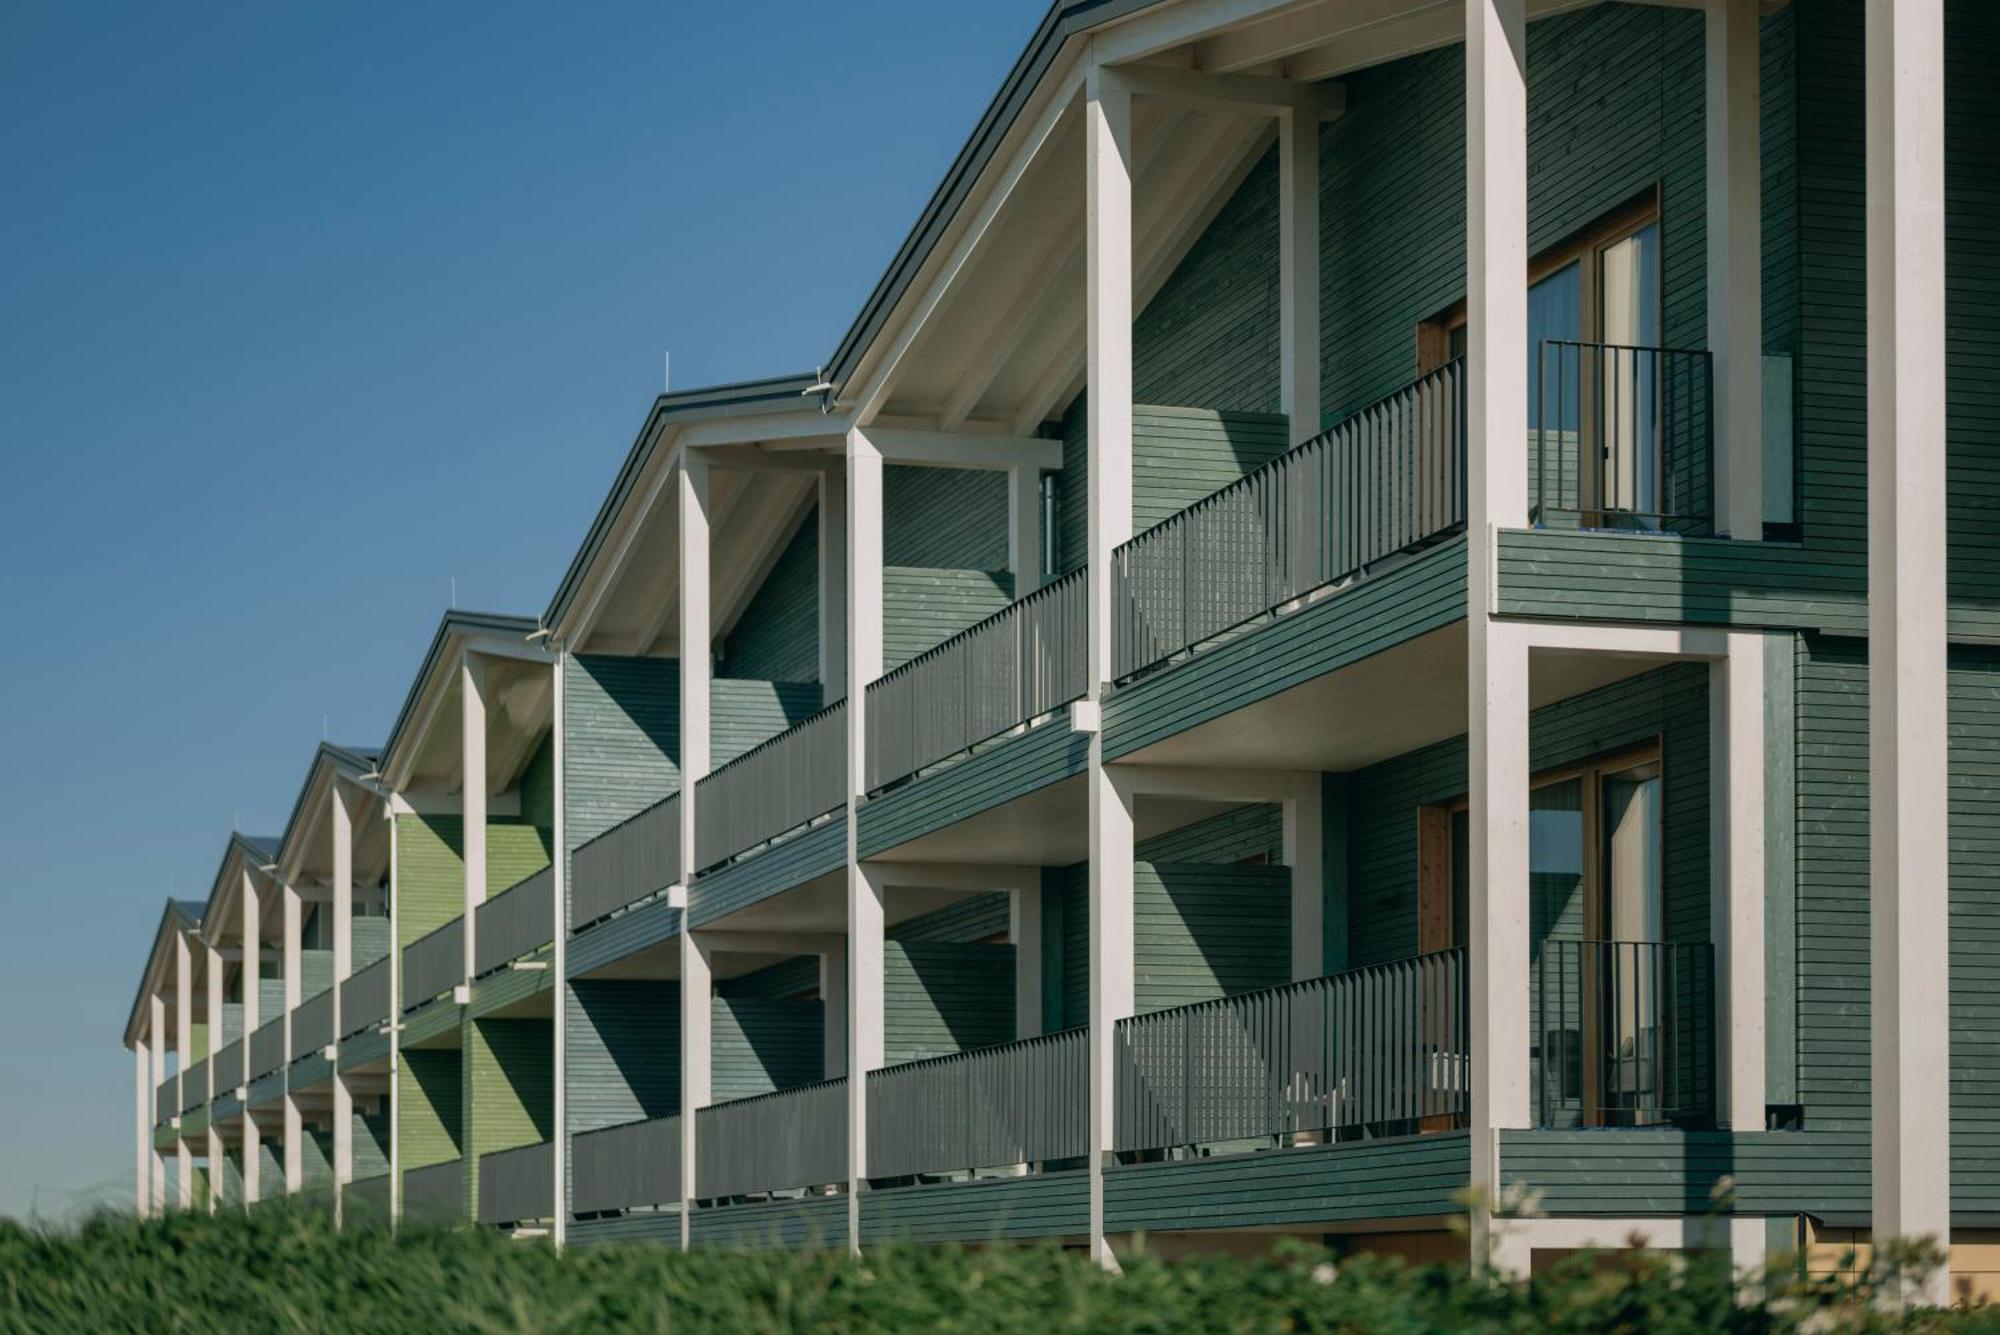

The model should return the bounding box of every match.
[291,988,334,1059]
[1112,947,1468,1154]
[865,567,1088,792]
[214,1038,242,1091]
[402,1158,464,1223]
[476,1139,555,1225]
[339,958,391,1038]
[249,1018,285,1079]
[401,917,464,1011]
[693,701,846,870]
[570,1113,682,1216]
[571,793,681,930]
[694,1078,847,1200]
[865,1028,1088,1180]
[1112,360,1465,680]
[474,866,554,976]
[1532,939,1714,1129]
[180,1059,208,1114]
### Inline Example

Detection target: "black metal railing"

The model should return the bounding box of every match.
[865,567,1087,793]
[571,1113,681,1216]
[1532,939,1713,1129]
[571,793,681,931]
[866,1028,1088,1181]
[1113,361,1466,680]
[1114,947,1468,1154]
[1532,340,1713,534]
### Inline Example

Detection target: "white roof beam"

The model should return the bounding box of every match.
[1101,64,1345,117]
[864,428,1063,471]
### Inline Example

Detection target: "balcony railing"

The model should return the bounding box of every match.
[215,1038,243,1091]
[180,1059,208,1114]
[346,1172,393,1225]
[402,918,463,1011]
[1532,340,1713,535]
[1114,947,1468,1154]
[249,1018,285,1080]
[571,1113,681,1216]
[1533,939,1713,1129]
[292,988,334,1059]
[866,1028,1087,1181]
[693,702,846,871]
[474,867,553,977]
[403,1158,463,1224]
[155,1080,174,1126]
[1113,361,1466,681]
[476,1139,554,1225]
[340,958,391,1038]
[572,793,681,930]
[695,1078,846,1200]
[865,567,1087,793]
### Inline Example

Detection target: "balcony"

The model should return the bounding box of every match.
[339,958,391,1039]
[403,1158,463,1224]
[180,1059,208,1115]
[474,866,553,977]
[1530,341,1714,536]
[1532,939,1713,1130]
[865,1029,1087,1182]
[477,1139,554,1226]
[248,1018,284,1080]
[571,793,680,931]
[1112,361,1466,683]
[693,702,846,871]
[402,917,462,1011]
[292,988,334,1060]
[571,1113,681,1217]
[214,1038,242,1091]
[863,568,1088,793]
[695,1078,846,1201]
[154,1080,173,1127]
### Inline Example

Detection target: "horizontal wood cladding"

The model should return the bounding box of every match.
[566,980,680,1139]
[720,508,818,684]
[857,719,1088,859]
[568,1211,683,1248]
[1102,537,1466,762]
[563,655,680,895]
[1499,1129,1868,1220]
[883,567,1015,673]
[712,997,823,1104]
[566,896,682,979]
[394,813,551,950]
[687,1195,848,1250]
[399,1047,462,1171]
[1103,1133,1469,1233]
[860,1171,1089,1246]
[711,679,825,771]
[883,942,1015,1065]
[687,818,847,928]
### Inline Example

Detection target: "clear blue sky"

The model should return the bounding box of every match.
[0,0,1042,1221]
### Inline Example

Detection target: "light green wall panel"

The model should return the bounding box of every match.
[398,1047,461,1171]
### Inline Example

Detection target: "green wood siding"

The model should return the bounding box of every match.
[1102,1132,1469,1232]
[1499,1128,1869,1220]
[711,997,823,1104]
[710,678,824,769]
[860,1170,1089,1246]
[720,507,818,683]
[883,942,1015,1064]
[883,567,1014,671]
[856,718,1089,861]
[687,1195,847,1250]
[398,1047,462,1171]
[567,980,679,1136]
[884,465,1008,571]
[394,814,552,948]
[563,653,680,858]
[465,1015,554,1216]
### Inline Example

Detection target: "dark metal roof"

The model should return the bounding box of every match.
[541,374,822,633]
[123,898,203,1047]
[378,609,541,776]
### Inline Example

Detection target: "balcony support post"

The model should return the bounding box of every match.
[460,651,487,984]
[174,928,194,1210]
[242,1109,260,1207]
[1706,0,1763,539]
[550,650,568,1249]
[206,939,225,1215]
[283,1092,303,1196]
[132,1043,152,1217]
[333,1074,353,1227]
[677,930,712,1251]
[844,425,886,1255]
[1279,101,1321,445]
[1008,463,1043,596]
[282,881,301,1049]
[1285,776,1325,980]
[148,993,166,1207]
[241,868,260,1082]
[1865,0,1950,1298]
[1465,0,1532,1271]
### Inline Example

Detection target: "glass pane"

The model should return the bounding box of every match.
[1527,262,1583,433]
[1529,777,1586,1126]
[1598,224,1662,518]
[1599,759,1666,1123]
[1601,760,1663,942]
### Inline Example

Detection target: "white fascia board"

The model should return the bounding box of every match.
[863,427,1064,471]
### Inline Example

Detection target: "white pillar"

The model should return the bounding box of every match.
[333,1075,353,1226]
[241,869,260,1085]
[1711,633,1767,1130]
[819,467,848,699]
[331,782,354,1218]
[1866,0,1949,1295]
[1083,54,1136,1271]
[1466,0,1532,1262]
[820,943,849,1078]
[1285,777,1325,981]
[133,1044,152,1217]
[1279,104,1322,445]
[678,930,712,1250]
[173,931,193,1211]
[843,426,885,1253]
[1008,465,1043,596]
[206,1125,224,1216]
[282,883,302,1037]
[551,650,569,1249]
[243,1115,261,1207]
[1706,0,1764,539]
[283,1094,303,1195]
[1011,877,1043,1039]
[461,651,488,983]
[205,944,224,1064]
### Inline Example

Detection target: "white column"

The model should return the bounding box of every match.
[1866,0,1949,1295]
[281,880,302,1198]
[283,1095,303,1195]
[1711,633,1767,1130]
[1279,104,1322,445]
[1466,0,1532,1262]
[333,1075,353,1226]
[818,467,848,699]
[206,1125,224,1216]
[206,940,224,1216]
[133,1044,152,1217]
[331,783,354,1218]
[241,869,260,1086]
[1011,877,1043,1039]
[1008,465,1043,596]
[1285,777,1325,981]
[820,943,849,1078]
[843,426,885,1254]
[550,650,569,1249]
[1083,54,1136,1271]
[1707,0,1764,539]
[242,1115,261,1207]
[174,931,193,1211]
[461,651,488,983]
[678,930,712,1250]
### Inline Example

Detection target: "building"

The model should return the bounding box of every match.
[122,0,1995,1299]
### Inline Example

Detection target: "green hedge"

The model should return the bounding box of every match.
[1,1205,1994,1333]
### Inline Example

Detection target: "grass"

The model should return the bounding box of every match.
[1,1204,1996,1333]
